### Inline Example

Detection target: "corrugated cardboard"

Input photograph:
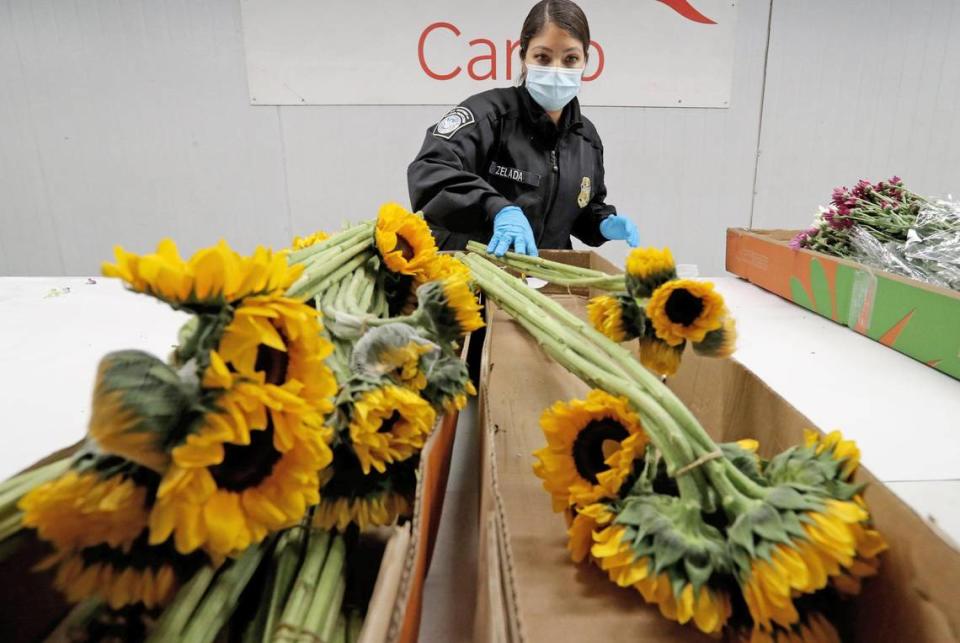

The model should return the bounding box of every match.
[476,251,960,643]
[726,228,960,380]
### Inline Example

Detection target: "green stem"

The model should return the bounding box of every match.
[347,611,363,643]
[463,254,727,464]
[259,527,308,643]
[300,534,347,635]
[465,241,626,290]
[467,257,709,504]
[0,512,22,543]
[147,566,217,642]
[179,543,269,643]
[290,221,374,265]
[42,600,103,643]
[275,529,332,639]
[332,614,348,643]
[289,246,373,300]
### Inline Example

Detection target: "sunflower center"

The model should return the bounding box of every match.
[255,343,289,385]
[378,411,403,434]
[665,289,704,326]
[394,235,416,261]
[208,422,282,492]
[572,419,629,484]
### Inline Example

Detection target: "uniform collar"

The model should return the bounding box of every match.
[517,85,584,140]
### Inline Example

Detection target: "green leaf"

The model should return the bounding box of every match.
[766,486,811,510]
[728,514,756,557]
[750,505,790,544]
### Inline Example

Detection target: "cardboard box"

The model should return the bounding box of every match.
[475,251,960,643]
[726,228,960,380]
[0,406,463,643]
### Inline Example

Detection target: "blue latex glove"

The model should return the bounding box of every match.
[600,215,640,247]
[487,206,538,257]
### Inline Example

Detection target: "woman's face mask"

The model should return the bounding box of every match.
[524,65,583,112]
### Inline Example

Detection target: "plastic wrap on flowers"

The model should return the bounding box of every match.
[791,176,960,292]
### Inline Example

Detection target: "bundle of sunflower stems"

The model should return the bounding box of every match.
[465,241,735,377]
[0,203,481,641]
[461,249,887,643]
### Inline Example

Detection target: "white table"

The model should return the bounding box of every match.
[0,277,188,478]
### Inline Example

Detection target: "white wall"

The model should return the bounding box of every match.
[1,0,958,277]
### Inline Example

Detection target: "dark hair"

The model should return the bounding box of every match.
[519,0,591,62]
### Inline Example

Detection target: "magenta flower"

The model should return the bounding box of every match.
[831,186,850,207]
[789,230,808,249]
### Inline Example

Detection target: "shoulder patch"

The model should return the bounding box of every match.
[433,106,475,139]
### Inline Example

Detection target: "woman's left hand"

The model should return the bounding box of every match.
[599,215,640,247]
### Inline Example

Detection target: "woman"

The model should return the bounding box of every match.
[407,0,639,257]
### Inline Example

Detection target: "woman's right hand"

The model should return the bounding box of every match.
[487,206,539,257]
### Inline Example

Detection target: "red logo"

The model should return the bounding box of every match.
[657,0,717,25]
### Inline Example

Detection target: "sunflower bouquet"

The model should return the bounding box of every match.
[461,251,887,642]
[467,242,736,378]
[0,203,480,641]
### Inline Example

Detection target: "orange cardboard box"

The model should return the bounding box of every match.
[726,228,960,380]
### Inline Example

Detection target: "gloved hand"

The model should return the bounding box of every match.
[600,215,640,247]
[487,206,538,257]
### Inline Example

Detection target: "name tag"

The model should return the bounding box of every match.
[488,162,541,187]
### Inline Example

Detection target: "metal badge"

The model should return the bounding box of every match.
[577,176,592,208]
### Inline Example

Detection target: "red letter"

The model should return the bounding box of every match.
[468,38,497,80]
[418,22,461,80]
[583,40,605,82]
[505,39,521,80]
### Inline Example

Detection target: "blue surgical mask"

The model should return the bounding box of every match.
[524,64,582,112]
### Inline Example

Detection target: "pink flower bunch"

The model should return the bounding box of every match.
[790,225,821,249]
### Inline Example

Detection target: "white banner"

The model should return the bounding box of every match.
[240,0,737,107]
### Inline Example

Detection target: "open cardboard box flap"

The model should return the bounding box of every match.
[475,252,960,643]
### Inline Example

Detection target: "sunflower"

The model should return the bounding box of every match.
[532,390,648,512]
[102,239,302,308]
[87,350,193,472]
[646,279,726,346]
[382,341,434,391]
[41,533,208,610]
[374,203,438,278]
[591,523,731,634]
[350,324,438,392]
[587,295,644,343]
[692,316,738,358]
[418,252,472,285]
[148,385,333,558]
[313,450,417,531]
[566,502,614,563]
[213,294,338,416]
[830,522,887,595]
[625,247,677,297]
[741,499,878,631]
[739,612,841,643]
[803,429,860,481]
[19,467,151,552]
[414,274,485,345]
[418,349,477,414]
[638,336,685,377]
[292,230,330,251]
[347,384,437,475]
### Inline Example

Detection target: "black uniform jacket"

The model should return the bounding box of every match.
[407,86,616,251]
